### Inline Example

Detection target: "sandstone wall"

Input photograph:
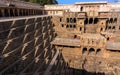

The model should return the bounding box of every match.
[0,15,57,75]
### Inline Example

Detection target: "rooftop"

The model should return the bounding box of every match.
[75,1,107,5]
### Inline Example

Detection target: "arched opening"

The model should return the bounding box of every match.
[82,48,87,54]
[106,20,109,24]
[96,49,101,55]
[37,10,39,15]
[20,9,23,16]
[94,18,98,24]
[110,18,113,23]
[106,20,109,30]
[112,26,115,29]
[10,9,14,16]
[70,18,73,23]
[67,18,69,23]
[74,35,77,38]
[84,18,88,24]
[66,25,69,28]
[100,28,103,31]
[107,37,109,40]
[108,26,111,29]
[0,10,3,17]
[66,62,69,66]
[73,18,76,23]
[73,25,76,28]
[4,9,9,17]
[89,18,93,24]
[26,9,29,16]
[35,10,37,15]
[105,26,107,30]
[114,18,117,23]
[25,10,28,15]
[70,25,72,28]
[80,7,83,11]
[23,9,26,16]
[14,9,18,16]
[60,18,62,22]
[89,48,95,55]
[61,24,64,27]
[55,33,58,37]
[80,27,82,31]
[29,10,32,15]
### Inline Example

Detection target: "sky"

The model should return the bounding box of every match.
[58,0,120,4]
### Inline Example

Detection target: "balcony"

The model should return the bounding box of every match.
[98,12,110,18]
[106,42,120,50]
[51,38,80,47]
[77,12,86,18]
